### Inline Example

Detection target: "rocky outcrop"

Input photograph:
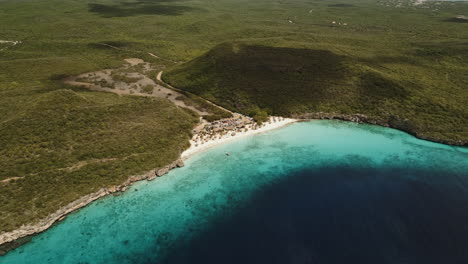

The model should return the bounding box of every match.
[0,189,110,247]
[293,112,467,146]
[0,158,185,248]
[151,158,184,179]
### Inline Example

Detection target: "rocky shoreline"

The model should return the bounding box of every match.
[1,113,465,255]
[293,112,467,147]
[0,158,185,254]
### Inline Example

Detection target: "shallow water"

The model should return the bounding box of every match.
[1,121,467,264]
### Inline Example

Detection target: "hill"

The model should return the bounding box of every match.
[165,43,467,145]
[0,88,197,234]
[1,0,468,242]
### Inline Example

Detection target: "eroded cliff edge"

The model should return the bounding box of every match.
[0,158,185,253]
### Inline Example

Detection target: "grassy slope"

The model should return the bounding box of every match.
[163,2,468,144]
[0,89,197,231]
[0,0,204,233]
[0,0,467,233]
[165,43,467,144]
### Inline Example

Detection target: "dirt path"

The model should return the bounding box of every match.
[0,177,24,184]
[94,43,179,63]
[0,40,21,51]
[157,71,235,115]
[66,59,248,134]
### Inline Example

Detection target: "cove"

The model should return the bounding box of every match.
[1,120,467,264]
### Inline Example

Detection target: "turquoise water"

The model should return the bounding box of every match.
[1,120,468,263]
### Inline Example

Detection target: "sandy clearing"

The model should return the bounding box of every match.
[64,59,209,116]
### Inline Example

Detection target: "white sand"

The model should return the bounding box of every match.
[181,117,297,160]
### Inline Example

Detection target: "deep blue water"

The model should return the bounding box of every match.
[162,167,468,264]
[1,121,467,264]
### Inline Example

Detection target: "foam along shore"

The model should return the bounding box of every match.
[182,116,297,159]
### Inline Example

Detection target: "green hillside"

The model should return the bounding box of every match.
[165,42,467,145]
[0,88,197,232]
[1,0,467,238]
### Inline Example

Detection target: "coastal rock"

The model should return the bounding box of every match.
[155,168,169,177]
[155,158,184,177]
[0,157,187,248]
[176,159,184,168]
[156,169,168,177]
[293,112,467,146]
[147,174,157,181]
[0,188,109,246]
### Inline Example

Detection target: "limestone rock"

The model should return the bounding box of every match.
[0,156,187,247]
[176,159,184,168]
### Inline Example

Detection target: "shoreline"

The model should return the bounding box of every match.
[0,116,296,254]
[293,112,468,147]
[181,116,297,160]
[1,115,463,254]
[0,159,185,251]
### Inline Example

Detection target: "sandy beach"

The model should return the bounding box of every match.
[181,116,297,159]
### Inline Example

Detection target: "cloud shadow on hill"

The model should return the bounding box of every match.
[88,0,196,17]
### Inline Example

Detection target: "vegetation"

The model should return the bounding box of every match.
[0,0,467,235]
[166,42,467,144]
[140,84,154,94]
[0,88,197,232]
[166,45,349,114]
[175,91,232,120]
[156,77,233,120]
[111,72,142,84]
